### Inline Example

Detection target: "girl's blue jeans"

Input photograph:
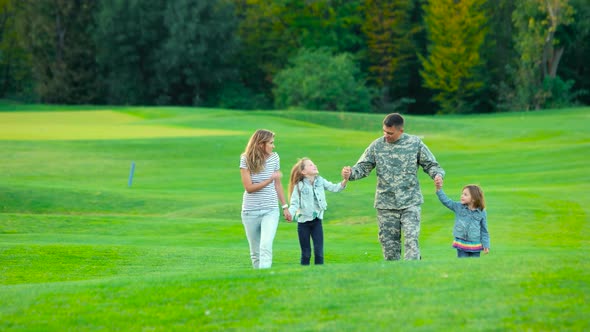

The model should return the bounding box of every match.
[457,249,481,258]
[297,218,324,265]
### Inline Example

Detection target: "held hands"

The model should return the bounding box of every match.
[341,166,351,180]
[283,209,293,222]
[434,174,443,191]
[340,166,351,187]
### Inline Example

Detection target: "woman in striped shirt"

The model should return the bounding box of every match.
[240,129,292,269]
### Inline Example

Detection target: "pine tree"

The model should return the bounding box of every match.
[420,0,489,114]
[362,0,415,111]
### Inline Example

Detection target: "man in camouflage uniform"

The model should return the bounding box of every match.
[342,113,444,260]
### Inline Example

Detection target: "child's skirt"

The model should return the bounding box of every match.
[452,238,483,252]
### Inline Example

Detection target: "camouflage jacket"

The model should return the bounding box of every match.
[349,133,444,210]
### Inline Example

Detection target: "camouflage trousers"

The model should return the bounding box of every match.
[376,206,421,260]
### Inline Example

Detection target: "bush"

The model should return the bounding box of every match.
[542,76,588,109]
[273,48,372,112]
[216,82,272,110]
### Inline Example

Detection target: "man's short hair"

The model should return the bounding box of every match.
[383,113,404,128]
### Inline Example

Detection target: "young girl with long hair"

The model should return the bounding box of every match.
[287,157,349,265]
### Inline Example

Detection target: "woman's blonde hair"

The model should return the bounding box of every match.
[242,129,274,174]
[464,184,486,210]
[288,157,310,201]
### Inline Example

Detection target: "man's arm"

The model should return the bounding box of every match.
[348,144,376,181]
[419,141,445,180]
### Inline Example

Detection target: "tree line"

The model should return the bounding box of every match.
[1,0,588,114]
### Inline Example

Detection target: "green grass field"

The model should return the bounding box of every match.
[0,104,588,331]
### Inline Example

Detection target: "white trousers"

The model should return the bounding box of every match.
[241,208,279,269]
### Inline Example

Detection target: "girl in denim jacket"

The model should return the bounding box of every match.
[287,158,349,265]
[435,181,490,258]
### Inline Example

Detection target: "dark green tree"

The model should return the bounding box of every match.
[17,0,99,104]
[157,0,239,106]
[361,0,416,113]
[94,0,166,105]
[556,0,590,105]
[481,0,516,112]
[508,0,575,110]
[233,0,364,108]
[0,0,33,100]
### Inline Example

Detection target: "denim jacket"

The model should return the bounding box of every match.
[288,176,345,223]
[436,189,490,248]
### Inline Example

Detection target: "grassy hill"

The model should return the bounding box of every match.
[0,105,588,331]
